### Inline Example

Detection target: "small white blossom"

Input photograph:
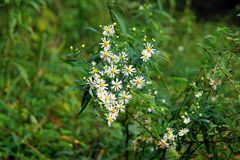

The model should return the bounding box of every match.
[141,50,151,62]
[106,65,119,78]
[158,139,169,149]
[123,65,136,76]
[102,25,115,36]
[144,43,155,55]
[96,79,108,91]
[119,91,132,103]
[119,52,128,62]
[107,114,114,126]
[178,128,189,137]
[100,50,113,62]
[100,37,110,50]
[183,117,191,125]
[132,76,145,89]
[195,91,203,98]
[116,101,125,113]
[111,54,120,63]
[111,78,122,91]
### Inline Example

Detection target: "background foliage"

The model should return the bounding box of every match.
[0,0,239,159]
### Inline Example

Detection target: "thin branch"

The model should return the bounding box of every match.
[203,48,240,95]
[128,112,159,140]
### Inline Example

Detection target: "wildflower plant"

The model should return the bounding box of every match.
[87,24,156,126]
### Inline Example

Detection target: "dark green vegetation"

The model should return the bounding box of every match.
[0,0,240,159]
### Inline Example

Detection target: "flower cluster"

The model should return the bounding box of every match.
[87,24,156,126]
[157,117,191,149]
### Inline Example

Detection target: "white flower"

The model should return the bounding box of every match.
[107,106,119,118]
[107,114,115,126]
[106,65,119,78]
[183,117,191,125]
[158,139,169,149]
[123,65,136,76]
[97,89,107,102]
[144,43,155,55]
[119,52,128,62]
[100,37,110,50]
[111,78,122,91]
[111,54,120,63]
[96,79,108,90]
[209,79,217,90]
[195,91,203,98]
[178,128,189,137]
[87,76,97,89]
[132,76,145,89]
[164,132,176,141]
[102,25,115,36]
[116,101,125,113]
[141,50,151,62]
[100,50,113,62]
[119,91,132,103]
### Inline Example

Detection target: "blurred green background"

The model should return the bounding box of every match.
[0,0,239,159]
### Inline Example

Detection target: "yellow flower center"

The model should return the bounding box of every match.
[122,95,128,100]
[103,51,109,57]
[104,41,109,47]
[146,47,151,53]
[110,68,115,74]
[136,79,142,85]
[99,82,105,87]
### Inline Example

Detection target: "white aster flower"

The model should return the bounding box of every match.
[100,50,113,62]
[97,89,107,102]
[107,106,119,117]
[116,101,125,113]
[158,139,169,149]
[141,50,151,62]
[178,128,189,137]
[102,25,115,37]
[119,91,132,103]
[111,54,120,63]
[132,76,145,89]
[111,78,122,91]
[96,79,108,90]
[144,43,155,55]
[123,65,136,76]
[195,91,203,98]
[119,52,128,62]
[100,37,110,50]
[106,65,119,78]
[107,114,115,126]
[87,76,97,89]
[183,117,191,125]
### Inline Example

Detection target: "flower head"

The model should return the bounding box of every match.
[100,50,113,62]
[178,128,189,137]
[132,76,145,89]
[100,37,111,50]
[103,25,115,37]
[141,50,151,62]
[183,117,191,125]
[111,78,122,91]
[119,91,132,103]
[106,65,119,78]
[158,139,169,149]
[123,65,136,76]
[144,43,155,55]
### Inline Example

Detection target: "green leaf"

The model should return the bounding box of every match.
[85,27,99,34]
[111,10,128,36]
[12,62,31,87]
